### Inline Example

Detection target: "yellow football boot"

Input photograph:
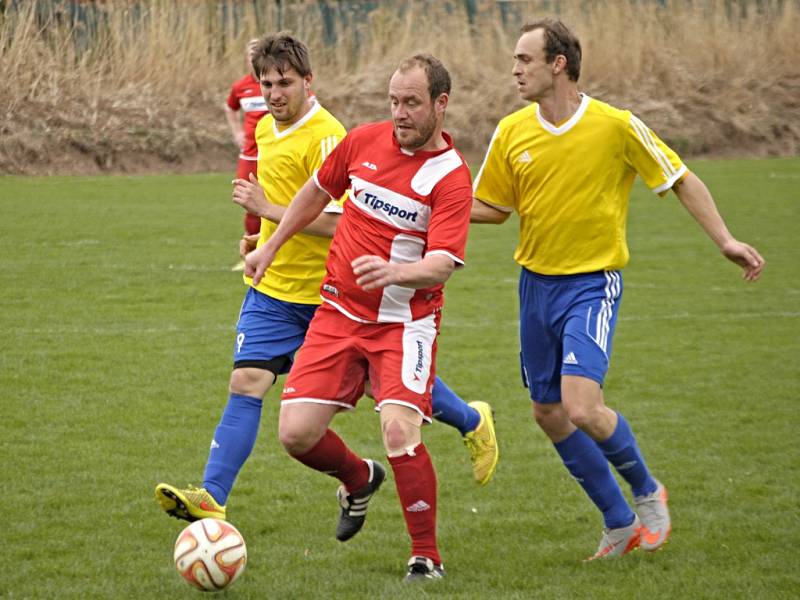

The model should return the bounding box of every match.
[462,401,499,485]
[154,483,226,522]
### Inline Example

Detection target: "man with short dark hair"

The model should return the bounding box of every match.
[156,32,346,524]
[245,53,471,581]
[472,18,764,560]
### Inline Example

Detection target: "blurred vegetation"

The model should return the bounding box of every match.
[1,0,798,174]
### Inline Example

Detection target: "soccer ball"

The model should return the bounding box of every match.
[173,518,247,592]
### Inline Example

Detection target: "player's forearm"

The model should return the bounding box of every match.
[264,178,332,250]
[673,172,734,249]
[391,254,456,288]
[257,202,339,238]
[470,198,511,223]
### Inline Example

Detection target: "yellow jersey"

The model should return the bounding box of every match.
[473,95,687,274]
[246,100,346,304]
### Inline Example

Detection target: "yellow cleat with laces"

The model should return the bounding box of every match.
[154,483,226,522]
[462,401,499,485]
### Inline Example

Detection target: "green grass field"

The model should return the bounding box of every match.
[2,158,798,599]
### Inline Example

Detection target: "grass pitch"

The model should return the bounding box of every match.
[1,158,798,598]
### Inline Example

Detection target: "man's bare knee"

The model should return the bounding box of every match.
[380,405,422,456]
[382,419,411,450]
[561,376,617,440]
[532,402,574,442]
[561,403,589,429]
[278,403,337,456]
[278,422,318,456]
[229,367,276,398]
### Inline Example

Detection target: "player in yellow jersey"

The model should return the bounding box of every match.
[471,18,764,560]
[155,34,497,525]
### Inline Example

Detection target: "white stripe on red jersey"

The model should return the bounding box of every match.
[314,120,472,323]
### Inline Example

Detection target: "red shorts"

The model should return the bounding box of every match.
[281,303,440,420]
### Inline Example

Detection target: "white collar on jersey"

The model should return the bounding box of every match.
[271,98,321,139]
[535,93,590,136]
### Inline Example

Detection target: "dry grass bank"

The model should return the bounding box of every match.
[1,0,798,175]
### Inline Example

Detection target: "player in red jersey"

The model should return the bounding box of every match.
[224,39,269,269]
[245,54,470,582]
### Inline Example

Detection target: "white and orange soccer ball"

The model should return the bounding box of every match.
[173,518,247,592]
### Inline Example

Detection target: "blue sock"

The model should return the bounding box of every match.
[596,412,657,497]
[203,393,262,505]
[554,428,636,529]
[430,376,480,435]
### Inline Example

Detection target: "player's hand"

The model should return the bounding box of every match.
[245,243,276,286]
[352,255,401,290]
[239,233,260,259]
[233,131,245,149]
[232,173,271,217]
[721,239,765,282]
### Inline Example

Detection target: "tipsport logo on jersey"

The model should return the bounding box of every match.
[360,192,419,223]
[349,176,430,232]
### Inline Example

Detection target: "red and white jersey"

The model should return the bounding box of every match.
[313,120,472,323]
[226,73,268,158]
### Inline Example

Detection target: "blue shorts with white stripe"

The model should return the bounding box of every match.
[518,268,622,403]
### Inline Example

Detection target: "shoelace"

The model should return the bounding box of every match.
[463,434,489,456]
[636,495,661,522]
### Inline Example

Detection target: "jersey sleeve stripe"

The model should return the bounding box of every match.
[312,169,338,199]
[630,115,677,180]
[322,201,344,214]
[476,197,514,213]
[425,249,464,267]
[472,125,501,192]
[652,164,688,194]
[320,136,337,161]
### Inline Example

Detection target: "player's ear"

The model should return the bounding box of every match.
[553,54,567,76]
[304,73,313,93]
[435,92,449,114]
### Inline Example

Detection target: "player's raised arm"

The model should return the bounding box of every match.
[245,177,331,284]
[672,172,765,281]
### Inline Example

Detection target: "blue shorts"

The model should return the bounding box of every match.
[233,287,319,374]
[519,268,622,403]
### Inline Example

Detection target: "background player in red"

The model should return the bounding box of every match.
[224,38,268,269]
[245,54,471,582]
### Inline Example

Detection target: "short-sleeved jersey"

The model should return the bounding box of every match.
[246,100,346,304]
[313,120,473,323]
[226,73,268,159]
[473,94,687,275]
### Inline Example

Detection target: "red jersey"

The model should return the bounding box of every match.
[226,73,268,158]
[313,120,472,323]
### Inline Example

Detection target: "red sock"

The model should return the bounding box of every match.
[292,429,369,493]
[388,443,440,564]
